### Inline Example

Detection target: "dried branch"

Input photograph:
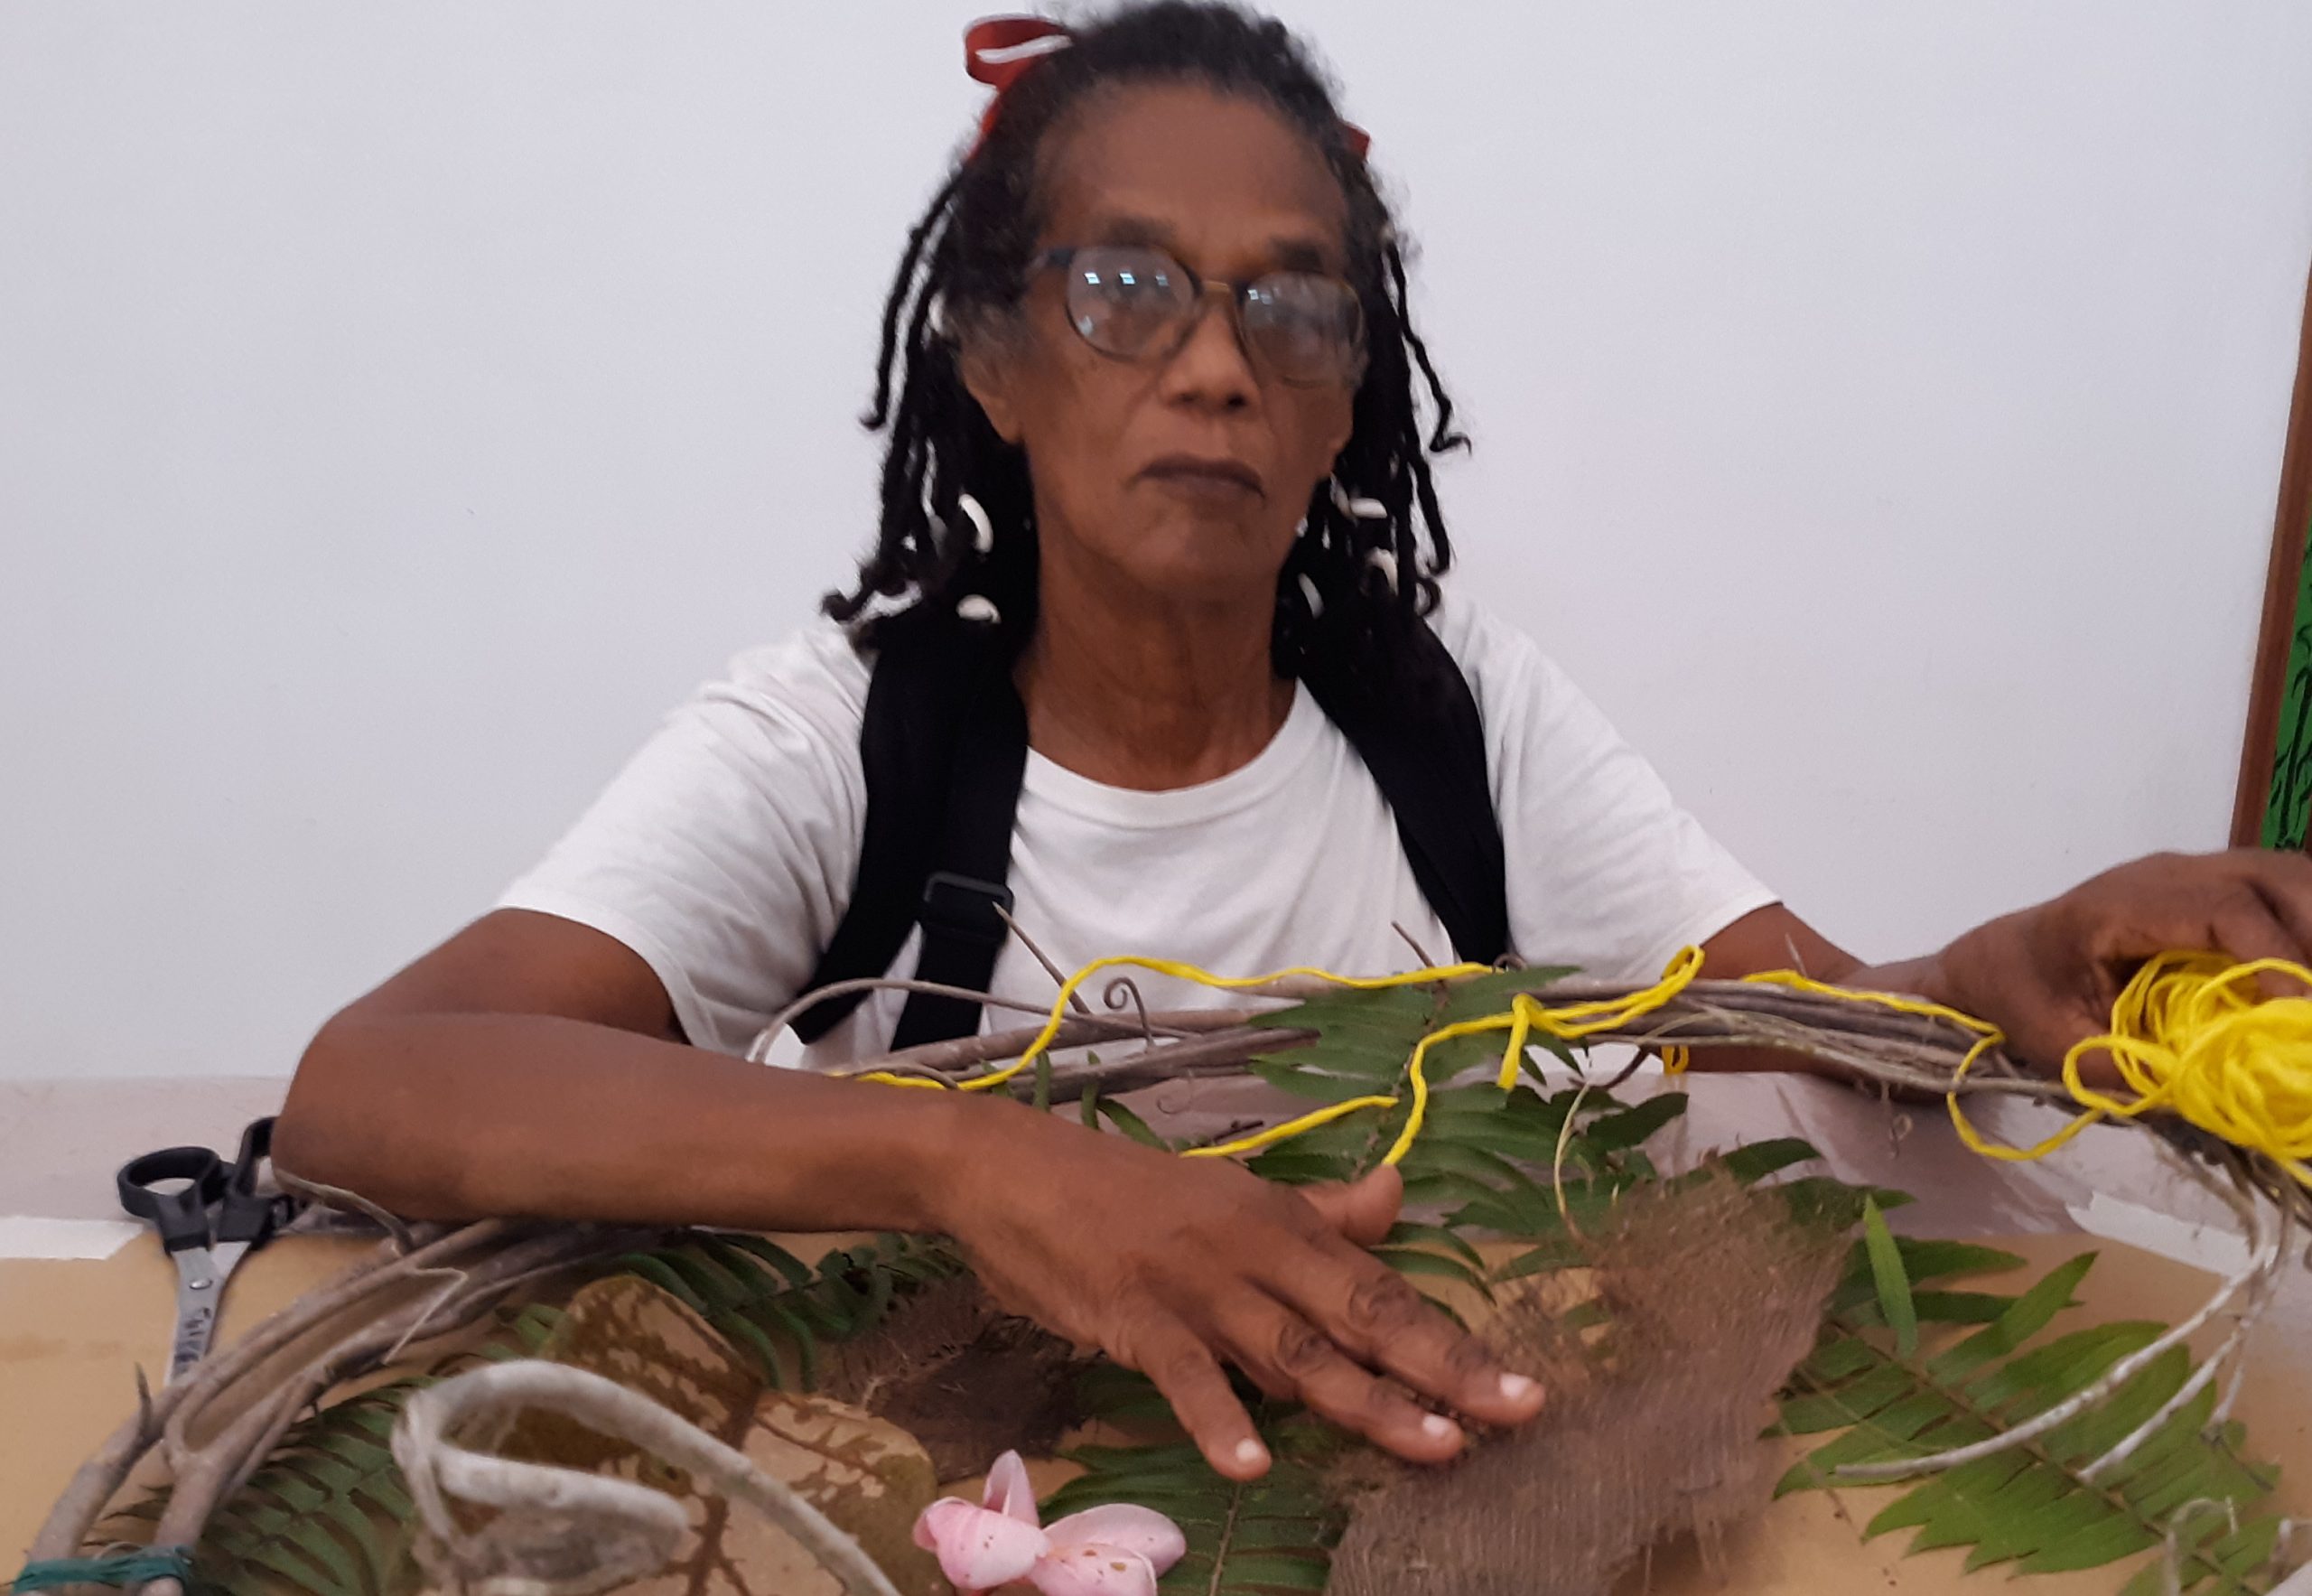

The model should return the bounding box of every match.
[135,1226,667,1596]
[395,1360,902,1596]
[31,1218,524,1564]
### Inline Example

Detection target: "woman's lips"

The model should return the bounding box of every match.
[1139,455,1266,499]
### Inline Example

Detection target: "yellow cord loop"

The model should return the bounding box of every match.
[849,946,2312,1186]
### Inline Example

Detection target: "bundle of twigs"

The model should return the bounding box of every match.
[812,972,2045,1102]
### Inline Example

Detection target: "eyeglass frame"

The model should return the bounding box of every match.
[1026,244,1370,387]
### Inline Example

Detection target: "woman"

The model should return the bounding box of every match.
[277,1,2312,1483]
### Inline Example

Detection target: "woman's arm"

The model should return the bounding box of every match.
[276,909,1545,1479]
[279,909,976,1231]
[1695,849,2312,1073]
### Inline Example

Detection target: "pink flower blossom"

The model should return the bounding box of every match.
[912,1450,1187,1595]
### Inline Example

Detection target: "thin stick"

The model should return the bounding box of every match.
[1552,1079,1596,1237]
[995,905,1094,1018]
[1393,920,1440,970]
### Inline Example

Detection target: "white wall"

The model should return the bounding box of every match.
[4,3,2309,1081]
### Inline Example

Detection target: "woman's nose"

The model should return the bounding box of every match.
[1157,288,1259,410]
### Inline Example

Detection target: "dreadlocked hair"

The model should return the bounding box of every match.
[825,0,1470,685]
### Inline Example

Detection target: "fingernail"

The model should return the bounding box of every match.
[1499,1373,1539,1404]
[1420,1413,1461,1442]
[1234,1439,1269,1469]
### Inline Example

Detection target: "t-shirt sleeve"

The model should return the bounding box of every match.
[1438,599,1777,981]
[496,629,870,1057]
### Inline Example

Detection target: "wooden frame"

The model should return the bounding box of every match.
[2231,259,2312,849]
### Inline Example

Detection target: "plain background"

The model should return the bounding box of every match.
[5,3,2312,1081]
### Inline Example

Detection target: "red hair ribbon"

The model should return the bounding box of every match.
[961,14,1370,161]
[965,16,1074,152]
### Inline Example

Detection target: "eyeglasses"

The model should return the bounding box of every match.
[1031,244,1367,387]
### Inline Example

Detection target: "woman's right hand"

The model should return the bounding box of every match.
[933,1097,1547,1479]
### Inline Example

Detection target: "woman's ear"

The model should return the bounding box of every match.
[957,331,1024,445]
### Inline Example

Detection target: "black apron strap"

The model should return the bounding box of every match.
[788,620,1023,1044]
[889,658,1030,1047]
[1299,616,1510,966]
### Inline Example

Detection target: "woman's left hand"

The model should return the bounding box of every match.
[1933,848,2312,1069]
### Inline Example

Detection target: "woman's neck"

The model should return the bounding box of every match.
[1015,569,1292,793]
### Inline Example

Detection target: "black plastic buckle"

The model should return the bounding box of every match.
[919,872,1014,947]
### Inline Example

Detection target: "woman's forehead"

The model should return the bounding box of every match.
[1037,82,1350,268]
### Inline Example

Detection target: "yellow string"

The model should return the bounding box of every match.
[2053,953,2312,1186]
[851,944,2312,1187]
[1179,1093,1401,1160]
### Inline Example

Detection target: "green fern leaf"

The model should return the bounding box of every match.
[1040,1428,1343,1594]
[190,1381,427,1596]
[1860,1195,1918,1357]
[1777,1246,2288,1591]
[1366,1246,1491,1291]
[1583,1091,1690,1151]
[1707,1134,1826,1184]
[1097,1096,1172,1149]
[1381,1220,1486,1269]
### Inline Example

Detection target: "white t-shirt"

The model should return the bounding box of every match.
[499,595,1775,1066]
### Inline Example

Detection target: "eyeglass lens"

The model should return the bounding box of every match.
[1058,246,1364,385]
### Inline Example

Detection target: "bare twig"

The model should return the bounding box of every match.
[1100,975,1160,1048]
[994,905,1093,1018]
[1393,920,1440,970]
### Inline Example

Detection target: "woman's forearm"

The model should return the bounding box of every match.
[277,1009,997,1232]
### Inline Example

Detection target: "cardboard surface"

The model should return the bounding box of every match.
[5,1229,2306,1591]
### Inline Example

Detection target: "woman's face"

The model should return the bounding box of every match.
[965,83,1358,614]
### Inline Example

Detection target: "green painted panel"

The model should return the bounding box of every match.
[2261,508,2312,850]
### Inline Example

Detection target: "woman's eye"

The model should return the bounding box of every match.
[1093,266,1174,303]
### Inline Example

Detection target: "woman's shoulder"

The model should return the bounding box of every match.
[1422,585,1569,720]
[693,620,874,739]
